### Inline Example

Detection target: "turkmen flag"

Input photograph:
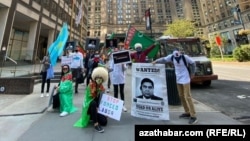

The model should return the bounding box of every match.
[124,25,159,59]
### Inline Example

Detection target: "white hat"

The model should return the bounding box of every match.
[173,50,180,57]
[91,67,108,82]
[134,43,142,49]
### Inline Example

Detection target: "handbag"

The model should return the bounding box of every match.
[46,64,54,80]
[76,73,84,83]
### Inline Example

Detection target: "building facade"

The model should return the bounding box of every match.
[200,0,250,53]
[0,0,88,63]
[87,0,203,44]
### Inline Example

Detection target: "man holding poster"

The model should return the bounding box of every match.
[131,63,169,120]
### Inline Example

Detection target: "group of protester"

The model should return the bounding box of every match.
[41,41,198,133]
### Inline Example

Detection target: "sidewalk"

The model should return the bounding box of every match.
[0,64,243,141]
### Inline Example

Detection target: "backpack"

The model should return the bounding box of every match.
[171,55,191,75]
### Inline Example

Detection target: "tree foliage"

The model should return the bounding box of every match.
[164,19,196,37]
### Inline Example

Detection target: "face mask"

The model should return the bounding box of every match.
[95,77,103,84]
[136,47,142,52]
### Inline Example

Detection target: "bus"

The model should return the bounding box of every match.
[156,36,218,86]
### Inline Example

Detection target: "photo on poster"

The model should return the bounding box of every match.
[85,38,100,50]
[131,63,169,120]
[112,50,131,64]
[105,39,118,48]
[65,41,76,50]
[135,77,163,101]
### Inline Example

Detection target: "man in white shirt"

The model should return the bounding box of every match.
[152,49,197,124]
[70,47,84,94]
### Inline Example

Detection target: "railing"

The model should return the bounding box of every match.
[33,55,42,74]
[2,56,18,77]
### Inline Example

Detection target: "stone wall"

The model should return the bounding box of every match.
[0,77,35,94]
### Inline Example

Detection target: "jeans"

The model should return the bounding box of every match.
[41,71,50,93]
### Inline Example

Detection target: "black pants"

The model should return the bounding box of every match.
[41,71,50,93]
[52,92,60,109]
[113,84,125,101]
[88,100,107,126]
[71,68,81,93]
[83,69,89,85]
[107,74,111,89]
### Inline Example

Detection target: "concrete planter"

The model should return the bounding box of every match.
[0,77,35,94]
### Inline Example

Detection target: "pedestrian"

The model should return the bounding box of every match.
[74,67,109,133]
[83,49,95,86]
[54,64,78,117]
[152,49,197,124]
[70,47,84,94]
[130,43,156,63]
[40,54,51,97]
[106,48,114,93]
[86,51,105,86]
[109,47,128,112]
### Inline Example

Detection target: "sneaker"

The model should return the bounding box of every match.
[106,89,110,93]
[179,113,190,118]
[46,93,49,97]
[75,91,78,94]
[59,111,69,117]
[94,125,104,133]
[40,94,44,97]
[189,117,198,124]
[122,106,127,112]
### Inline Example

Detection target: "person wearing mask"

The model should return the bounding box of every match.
[40,54,51,97]
[152,50,197,124]
[70,47,84,94]
[54,64,78,117]
[74,67,108,133]
[86,51,105,86]
[109,47,128,112]
[130,43,156,63]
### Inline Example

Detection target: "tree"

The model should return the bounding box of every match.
[164,19,196,37]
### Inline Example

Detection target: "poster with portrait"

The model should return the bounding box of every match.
[85,38,100,50]
[112,50,131,64]
[131,63,169,120]
[105,39,118,48]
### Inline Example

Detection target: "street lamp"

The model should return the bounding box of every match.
[226,1,245,29]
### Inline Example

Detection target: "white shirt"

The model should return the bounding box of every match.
[158,54,195,84]
[70,52,83,69]
[109,58,127,85]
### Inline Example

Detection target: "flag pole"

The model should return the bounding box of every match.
[70,0,75,41]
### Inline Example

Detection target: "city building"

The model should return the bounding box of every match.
[200,0,250,53]
[2,0,248,65]
[87,0,203,44]
[0,0,88,64]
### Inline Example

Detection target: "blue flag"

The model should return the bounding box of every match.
[48,23,69,66]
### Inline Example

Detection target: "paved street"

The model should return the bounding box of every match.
[0,62,245,141]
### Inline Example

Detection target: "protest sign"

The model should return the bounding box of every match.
[98,94,124,121]
[131,63,169,120]
[112,50,131,64]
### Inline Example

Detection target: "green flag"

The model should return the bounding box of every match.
[106,32,115,54]
[108,32,115,39]
[124,25,159,59]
